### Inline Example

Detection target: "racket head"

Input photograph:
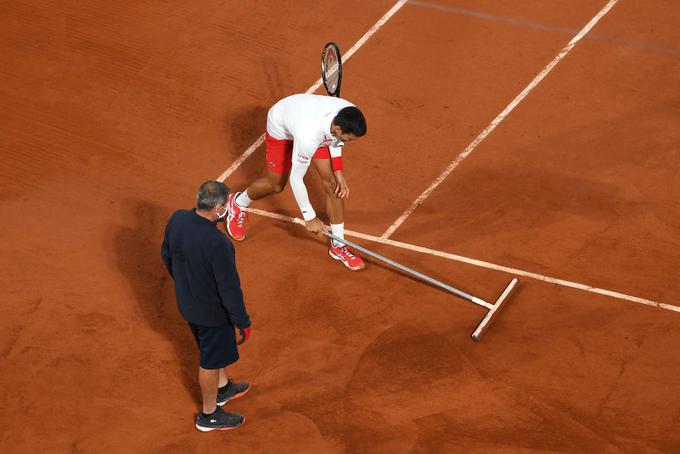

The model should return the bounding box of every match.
[321,42,342,97]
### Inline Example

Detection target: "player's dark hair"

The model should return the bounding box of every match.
[333,106,367,137]
[197,180,229,210]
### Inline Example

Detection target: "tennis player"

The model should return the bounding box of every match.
[226,93,367,271]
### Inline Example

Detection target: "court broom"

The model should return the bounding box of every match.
[323,232,519,341]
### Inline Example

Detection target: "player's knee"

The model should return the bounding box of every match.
[321,178,336,195]
[266,174,286,194]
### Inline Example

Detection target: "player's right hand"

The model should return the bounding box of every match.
[305,217,329,236]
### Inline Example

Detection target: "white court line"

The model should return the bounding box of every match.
[381,0,621,238]
[216,0,409,183]
[247,207,680,314]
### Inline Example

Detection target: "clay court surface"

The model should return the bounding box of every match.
[2,0,680,452]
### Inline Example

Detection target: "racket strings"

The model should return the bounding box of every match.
[323,49,340,93]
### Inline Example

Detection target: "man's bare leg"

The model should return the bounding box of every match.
[228,169,289,241]
[240,169,288,202]
[312,159,344,225]
[218,368,228,388]
[312,159,364,270]
[198,367,219,414]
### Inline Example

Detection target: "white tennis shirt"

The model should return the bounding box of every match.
[267,94,355,221]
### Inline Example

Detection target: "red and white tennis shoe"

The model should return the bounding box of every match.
[226,192,248,241]
[329,244,365,271]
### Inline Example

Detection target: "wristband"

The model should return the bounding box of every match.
[331,156,344,171]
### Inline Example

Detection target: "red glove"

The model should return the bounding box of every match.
[238,326,251,345]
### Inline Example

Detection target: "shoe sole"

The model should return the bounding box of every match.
[226,193,246,241]
[195,416,246,432]
[328,250,365,271]
[216,384,251,407]
[226,224,245,241]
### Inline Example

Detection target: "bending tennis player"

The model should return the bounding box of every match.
[226,93,367,271]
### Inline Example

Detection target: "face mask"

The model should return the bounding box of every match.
[216,204,228,221]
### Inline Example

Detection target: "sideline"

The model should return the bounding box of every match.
[381,0,621,238]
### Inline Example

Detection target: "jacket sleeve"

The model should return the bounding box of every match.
[210,239,251,328]
[161,227,173,277]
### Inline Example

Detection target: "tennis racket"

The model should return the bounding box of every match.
[321,42,342,97]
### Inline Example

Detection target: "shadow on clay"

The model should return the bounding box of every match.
[112,198,200,402]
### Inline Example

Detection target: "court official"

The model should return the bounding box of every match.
[161,180,252,431]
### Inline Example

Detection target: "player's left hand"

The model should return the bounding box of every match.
[334,171,350,199]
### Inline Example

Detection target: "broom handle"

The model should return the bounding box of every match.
[324,232,492,309]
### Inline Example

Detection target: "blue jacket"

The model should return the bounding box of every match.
[161,209,250,328]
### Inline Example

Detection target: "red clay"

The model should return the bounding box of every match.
[2,0,680,452]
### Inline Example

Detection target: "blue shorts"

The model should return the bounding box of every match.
[188,322,239,369]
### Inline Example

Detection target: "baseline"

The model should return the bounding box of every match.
[408,0,680,57]
[247,207,680,314]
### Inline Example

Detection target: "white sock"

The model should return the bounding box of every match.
[331,223,344,248]
[235,190,252,209]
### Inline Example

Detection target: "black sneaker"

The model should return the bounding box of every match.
[217,380,251,406]
[195,407,245,432]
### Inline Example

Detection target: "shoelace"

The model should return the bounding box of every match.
[236,211,248,227]
[339,246,355,258]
